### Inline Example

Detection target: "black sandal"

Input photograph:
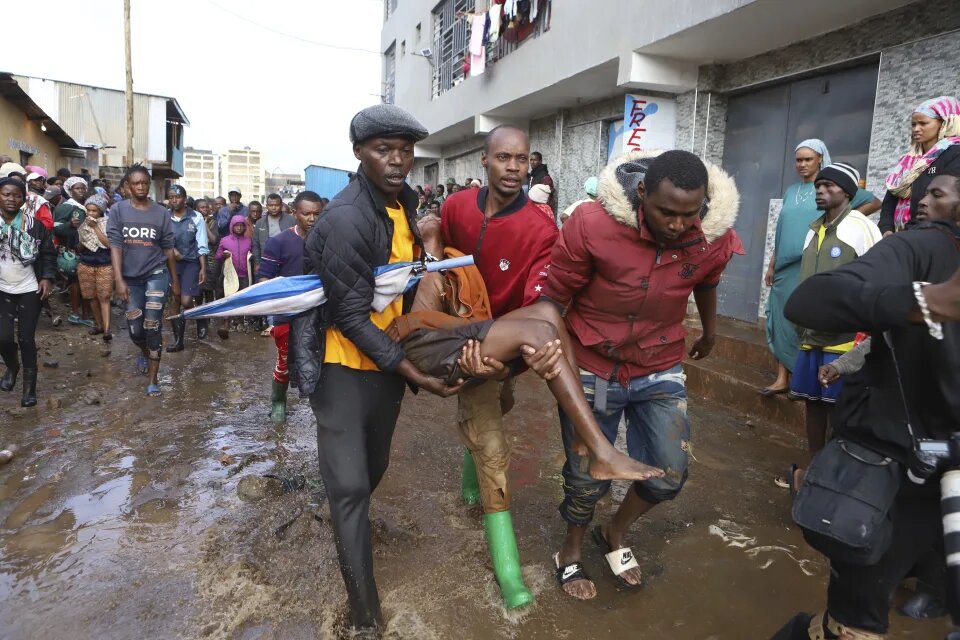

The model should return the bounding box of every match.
[553,552,594,595]
[592,525,642,589]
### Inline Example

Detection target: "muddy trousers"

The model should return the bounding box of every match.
[310,364,405,630]
[0,290,41,370]
[124,268,170,356]
[458,379,515,514]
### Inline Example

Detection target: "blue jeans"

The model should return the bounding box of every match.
[558,364,690,527]
[125,267,170,357]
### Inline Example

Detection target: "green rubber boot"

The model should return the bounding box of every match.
[483,510,534,609]
[270,380,288,424]
[461,449,481,505]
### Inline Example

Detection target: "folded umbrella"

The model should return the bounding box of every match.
[176,255,474,320]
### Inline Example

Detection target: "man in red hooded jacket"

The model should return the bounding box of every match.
[544,150,743,600]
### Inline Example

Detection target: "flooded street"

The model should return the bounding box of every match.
[0,312,949,639]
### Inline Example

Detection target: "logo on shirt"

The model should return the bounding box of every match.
[679,263,700,279]
[830,246,842,259]
[499,258,511,271]
[122,226,157,240]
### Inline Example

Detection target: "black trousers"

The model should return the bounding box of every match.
[310,363,405,630]
[0,290,42,369]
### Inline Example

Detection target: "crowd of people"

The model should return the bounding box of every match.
[1,94,959,640]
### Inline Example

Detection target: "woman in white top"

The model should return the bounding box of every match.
[0,177,57,407]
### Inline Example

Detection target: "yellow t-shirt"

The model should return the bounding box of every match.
[324,204,414,370]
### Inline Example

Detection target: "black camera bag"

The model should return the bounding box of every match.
[792,438,901,566]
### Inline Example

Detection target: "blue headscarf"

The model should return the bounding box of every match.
[795,139,832,169]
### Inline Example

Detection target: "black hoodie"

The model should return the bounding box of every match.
[785,221,960,466]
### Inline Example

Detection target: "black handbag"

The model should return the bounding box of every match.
[792,438,901,565]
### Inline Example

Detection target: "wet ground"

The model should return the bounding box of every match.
[0,306,951,639]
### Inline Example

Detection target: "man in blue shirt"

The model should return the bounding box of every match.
[216,187,247,239]
[256,190,323,423]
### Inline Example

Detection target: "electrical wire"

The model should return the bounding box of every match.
[203,0,380,55]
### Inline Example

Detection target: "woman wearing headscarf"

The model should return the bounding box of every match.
[879,96,960,236]
[761,139,879,397]
[0,177,56,407]
[76,193,114,341]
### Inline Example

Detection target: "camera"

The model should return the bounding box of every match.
[909,434,960,632]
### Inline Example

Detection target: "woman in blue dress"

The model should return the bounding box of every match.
[760,139,880,396]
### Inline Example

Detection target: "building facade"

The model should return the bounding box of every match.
[11,74,188,195]
[220,148,265,203]
[179,148,220,199]
[382,0,960,324]
[0,73,82,173]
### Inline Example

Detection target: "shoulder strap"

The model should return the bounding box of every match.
[882,331,918,446]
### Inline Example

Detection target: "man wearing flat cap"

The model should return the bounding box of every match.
[292,104,464,637]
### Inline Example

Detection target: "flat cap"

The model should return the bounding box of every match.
[350,104,428,144]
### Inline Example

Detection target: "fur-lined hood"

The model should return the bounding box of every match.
[596,150,739,242]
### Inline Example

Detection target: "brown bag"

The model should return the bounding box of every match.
[440,247,493,320]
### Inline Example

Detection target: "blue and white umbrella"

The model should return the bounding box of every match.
[177,255,474,320]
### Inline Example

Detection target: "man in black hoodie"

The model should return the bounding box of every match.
[528,150,557,214]
[770,171,960,639]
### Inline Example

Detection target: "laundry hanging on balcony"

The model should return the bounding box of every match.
[469,14,487,77]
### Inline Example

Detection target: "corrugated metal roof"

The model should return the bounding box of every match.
[305,165,352,199]
[11,74,188,165]
[0,73,80,149]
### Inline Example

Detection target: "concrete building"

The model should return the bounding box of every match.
[220,147,265,203]
[383,0,960,324]
[180,148,220,199]
[264,170,305,200]
[10,74,188,194]
[0,72,83,173]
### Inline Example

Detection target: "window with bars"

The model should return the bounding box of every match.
[384,0,398,22]
[383,43,397,104]
[431,0,473,99]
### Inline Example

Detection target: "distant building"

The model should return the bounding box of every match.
[11,73,188,195]
[220,147,264,203]
[384,0,960,324]
[265,171,305,200]
[0,72,83,172]
[180,148,220,199]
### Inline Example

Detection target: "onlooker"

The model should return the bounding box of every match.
[165,185,208,352]
[54,176,93,327]
[879,96,960,235]
[195,198,220,339]
[252,193,295,272]
[215,215,252,339]
[528,151,557,212]
[76,193,114,341]
[762,140,879,398]
[256,190,323,424]
[107,164,179,398]
[245,200,262,240]
[216,188,246,238]
[785,162,882,489]
[0,177,56,407]
[528,183,554,221]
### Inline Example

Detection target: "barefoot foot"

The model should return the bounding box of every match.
[588,450,664,482]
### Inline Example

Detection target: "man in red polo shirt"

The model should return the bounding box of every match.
[437,125,558,608]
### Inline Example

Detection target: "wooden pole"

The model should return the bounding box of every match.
[124,0,134,166]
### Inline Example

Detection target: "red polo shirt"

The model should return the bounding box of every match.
[441,187,558,318]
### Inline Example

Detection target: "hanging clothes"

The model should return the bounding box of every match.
[470,46,486,77]
[530,0,539,21]
[504,0,517,19]
[470,14,485,56]
[488,3,502,43]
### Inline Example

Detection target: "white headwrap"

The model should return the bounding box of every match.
[795,139,832,169]
[63,176,87,192]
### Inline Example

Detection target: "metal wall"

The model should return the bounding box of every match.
[305,166,352,199]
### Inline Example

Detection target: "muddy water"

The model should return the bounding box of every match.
[0,313,951,639]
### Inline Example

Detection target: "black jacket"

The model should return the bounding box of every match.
[3,214,57,284]
[878,144,960,234]
[291,167,423,396]
[785,221,960,465]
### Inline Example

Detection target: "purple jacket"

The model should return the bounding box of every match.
[216,214,252,278]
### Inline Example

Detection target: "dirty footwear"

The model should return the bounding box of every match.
[461,449,481,505]
[20,368,38,407]
[0,350,19,392]
[483,510,534,609]
[270,380,288,424]
[166,317,185,352]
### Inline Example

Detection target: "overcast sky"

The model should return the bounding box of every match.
[6,0,384,175]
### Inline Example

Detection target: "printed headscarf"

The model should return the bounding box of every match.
[79,193,111,252]
[63,176,87,193]
[795,139,832,170]
[885,96,960,229]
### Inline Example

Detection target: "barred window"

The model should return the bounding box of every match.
[383,43,397,105]
[431,0,473,99]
